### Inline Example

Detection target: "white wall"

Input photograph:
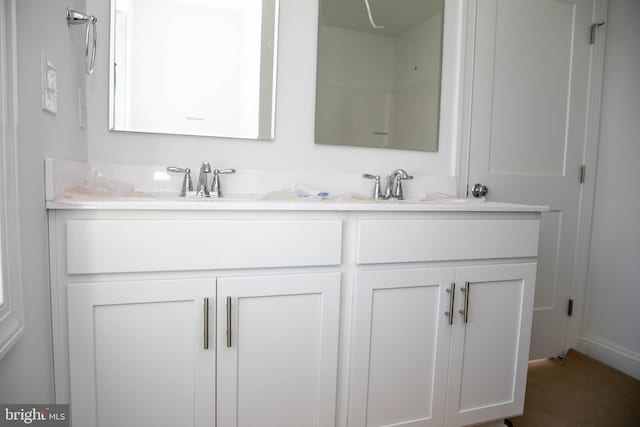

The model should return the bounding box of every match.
[0,0,88,403]
[86,0,456,178]
[577,0,640,379]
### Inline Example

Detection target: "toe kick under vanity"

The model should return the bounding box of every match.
[47,198,545,427]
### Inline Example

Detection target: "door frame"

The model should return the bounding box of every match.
[455,0,609,355]
[0,0,25,360]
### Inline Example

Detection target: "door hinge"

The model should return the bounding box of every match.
[567,299,574,317]
[590,22,605,44]
[579,165,586,184]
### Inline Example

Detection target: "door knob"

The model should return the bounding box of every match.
[471,183,488,198]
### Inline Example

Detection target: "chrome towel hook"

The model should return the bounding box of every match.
[66,8,98,75]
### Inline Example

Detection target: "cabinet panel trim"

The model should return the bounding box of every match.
[66,219,343,274]
[357,220,540,264]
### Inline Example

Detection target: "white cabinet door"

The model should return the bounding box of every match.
[445,263,537,427]
[216,272,341,427]
[67,279,215,427]
[349,268,455,427]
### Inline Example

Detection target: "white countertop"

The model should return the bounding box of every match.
[45,194,548,212]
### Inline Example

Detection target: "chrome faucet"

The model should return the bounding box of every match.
[167,162,235,198]
[363,169,413,200]
[196,162,212,197]
[386,169,413,200]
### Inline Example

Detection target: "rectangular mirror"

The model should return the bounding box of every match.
[315,0,443,152]
[109,0,279,140]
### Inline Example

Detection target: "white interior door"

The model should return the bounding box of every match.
[467,0,597,359]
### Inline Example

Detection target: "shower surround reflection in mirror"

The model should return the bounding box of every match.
[315,0,444,152]
[109,0,278,140]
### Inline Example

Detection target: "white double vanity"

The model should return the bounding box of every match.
[44,1,554,425]
[46,170,545,427]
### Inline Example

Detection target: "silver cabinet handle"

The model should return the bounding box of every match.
[204,298,210,350]
[444,282,456,325]
[226,296,232,348]
[459,282,470,323]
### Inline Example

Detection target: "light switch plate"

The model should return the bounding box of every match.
[41,53,58,115]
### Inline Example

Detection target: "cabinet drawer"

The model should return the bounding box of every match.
[357,219,539,264]
[66,219,342,274]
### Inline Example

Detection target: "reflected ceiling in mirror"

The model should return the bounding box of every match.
[315,0,443,152]
[109,0,279,140]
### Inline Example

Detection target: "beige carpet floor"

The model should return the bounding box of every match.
[507,349,640,427]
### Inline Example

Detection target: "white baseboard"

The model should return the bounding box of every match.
[576,335,640,380]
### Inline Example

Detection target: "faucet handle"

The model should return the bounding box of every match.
[211,168,236,197]
[216,169,236,175]
[167,166,193,197]
[390,170,413,200]
[363,173,384,200]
